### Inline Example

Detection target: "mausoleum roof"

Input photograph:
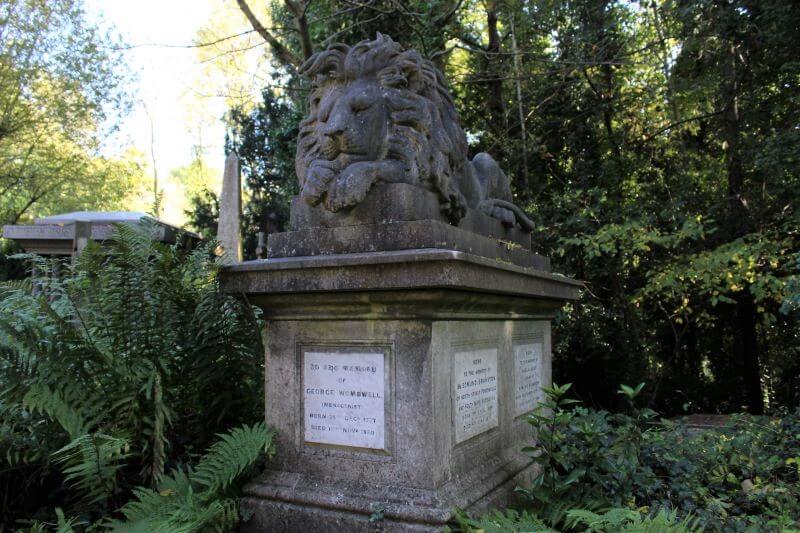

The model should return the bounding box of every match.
[2,210,200,256]
[35,211,152,225]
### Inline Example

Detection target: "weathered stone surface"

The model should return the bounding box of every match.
[277,183,545,268]
[268,220,546,269]
[240,460,533,532]
[221,251,579,531]
[237,315,549,531]
[217,151,242,262]
[289,183,532,248]
[221,249,578,303]
[294,33,534,231]
[36,211,150,224]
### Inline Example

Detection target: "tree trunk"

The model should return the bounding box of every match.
[722,43,747,231]
[510,14,528,183]
[485,2,506,153]
[285,0,314,61]
[650,1,680,122]
[733,295,763,413]
[721,41,762,414]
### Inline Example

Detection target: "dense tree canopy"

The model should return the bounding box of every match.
[0,0,146,226]
[194,0,799,414]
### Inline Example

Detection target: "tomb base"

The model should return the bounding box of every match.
[239,459,534,532]
[221,249,581,531]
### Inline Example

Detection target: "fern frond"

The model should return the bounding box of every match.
[453,509,556,532]
[0,277,32,295]
[638,509,702,533]
[109,424,273,532]
[109,222,158,265]
[54,433,129,507]
[193,422,275,494]
[140,369,169,485]
[107,486,181,533]
[108,483,238,533]
[23,507,83,533]
[23,384,92,440]
[564,508,604,529]
[565,507,703,533]
[0,222,265,524]
[542,497,601,528]
[54,507,81,533]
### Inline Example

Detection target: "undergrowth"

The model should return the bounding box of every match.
[0,223,270,530]
[454,383,800,532]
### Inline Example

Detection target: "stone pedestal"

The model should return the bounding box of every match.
[221,244,581,531]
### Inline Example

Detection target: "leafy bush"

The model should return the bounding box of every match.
[0,224,268,529]
[457,383,799,532]
[513,383,800,531]
[451,507,701,533]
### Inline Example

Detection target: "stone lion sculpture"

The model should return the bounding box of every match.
[296,33,534,231]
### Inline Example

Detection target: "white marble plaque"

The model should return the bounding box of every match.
[453,348,498,443]
[514,342,543,416]
[303,351,385,449]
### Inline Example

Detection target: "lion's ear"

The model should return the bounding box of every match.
[300,47,346,83]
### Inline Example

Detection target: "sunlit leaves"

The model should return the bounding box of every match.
[0,0,141,224]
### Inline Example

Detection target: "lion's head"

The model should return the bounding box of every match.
[295,34,471,220]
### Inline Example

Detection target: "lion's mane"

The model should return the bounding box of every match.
[296,33,471,220]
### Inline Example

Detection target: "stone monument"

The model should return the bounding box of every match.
[220,34,581,531]
[217,151,243,262]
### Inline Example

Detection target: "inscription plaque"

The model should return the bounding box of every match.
[303,351,385,449]
[514,342,543,416]
[453,348,498,443]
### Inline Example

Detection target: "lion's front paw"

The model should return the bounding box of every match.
[301,162,337,206]
[479,200,516,228]
[324,163,376,212]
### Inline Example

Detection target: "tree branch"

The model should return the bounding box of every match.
[236,0,301,68]
[434,0,465,26]
[284,0,314,61]
[640,111,723,144]
[456,34,486,53]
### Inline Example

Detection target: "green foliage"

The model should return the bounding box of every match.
[229,88,302,256]
[510,384,800,532]
[0,223,266,528]
[24,507,84,533]
[451,508,556,532]
[565,508,701,533]
[451,506,701,532]
[780,253,800,316]
[184,188,219,241]
[54,433,130,509]
[107,422,274,532]
[192,423,275,494]
[210,0,800,412]
[0,0,148,225]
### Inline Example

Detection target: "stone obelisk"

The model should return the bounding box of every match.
[217,151,242,262]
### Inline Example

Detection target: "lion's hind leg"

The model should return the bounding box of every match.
[471,152,512,202]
